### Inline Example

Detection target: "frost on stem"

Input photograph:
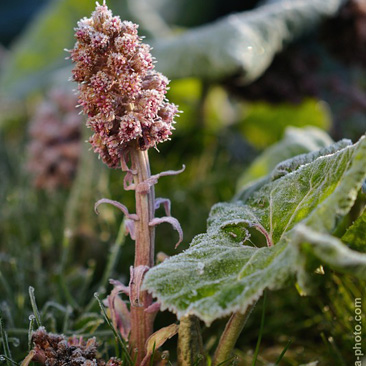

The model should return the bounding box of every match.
[68,2,180,168]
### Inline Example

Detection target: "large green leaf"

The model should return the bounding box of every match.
[144,136,366,325]
[1,0,345,98]
[153,0,345,81]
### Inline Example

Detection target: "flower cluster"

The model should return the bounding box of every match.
[27,88,82,190]
[69,2,179,168]
[29,327,121,366]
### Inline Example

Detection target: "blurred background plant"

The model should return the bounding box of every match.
[26,88,81,190]
[0,0,365,365]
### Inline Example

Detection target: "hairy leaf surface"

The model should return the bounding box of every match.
[144,136,366,324]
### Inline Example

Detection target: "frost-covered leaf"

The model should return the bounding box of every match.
[144,136,366,324]
[235,137,352,203]
[236,126,334,190]
[153,0,345,81]
[292,225,366,286]
[342,208,366,252]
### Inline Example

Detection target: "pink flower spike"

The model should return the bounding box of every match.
[70,3,180,167]
[154,197,171,216]
[94,198,138,220]
[149,216,183,248]
[129,265,149,307]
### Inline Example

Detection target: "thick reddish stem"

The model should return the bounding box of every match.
[128,145,155,364]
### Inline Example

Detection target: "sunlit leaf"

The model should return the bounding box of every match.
[153,0,344,81]
[144,136,366,324]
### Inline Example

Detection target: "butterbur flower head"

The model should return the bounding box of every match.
[69,1,179,168]
[27,88,82,190]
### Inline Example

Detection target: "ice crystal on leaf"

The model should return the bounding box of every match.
[69,2,179,168]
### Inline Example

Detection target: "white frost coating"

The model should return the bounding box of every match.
[197,262,205,275]
[144,135,366,325]
[145,240,292,325]
[272,139,352,180]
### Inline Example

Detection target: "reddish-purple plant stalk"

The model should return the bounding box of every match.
[128,146,155,361]
[69,2,182,364]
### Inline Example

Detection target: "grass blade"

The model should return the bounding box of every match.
[192,354,204,366]
[252,291,267,366]
[216,355,236,366]
[85,221,126,312]
[99,220,125,290]
[27,316,35,351]
[94,293,133,366]
[0,355,19,366]
[0,318,12,366]
[149,342,156,366]
[275,339,292,365]
[28,287,42,328]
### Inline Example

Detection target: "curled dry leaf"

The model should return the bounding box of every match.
[94,198,139,221]
[141,324,179,366]
[149,216,183,248]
